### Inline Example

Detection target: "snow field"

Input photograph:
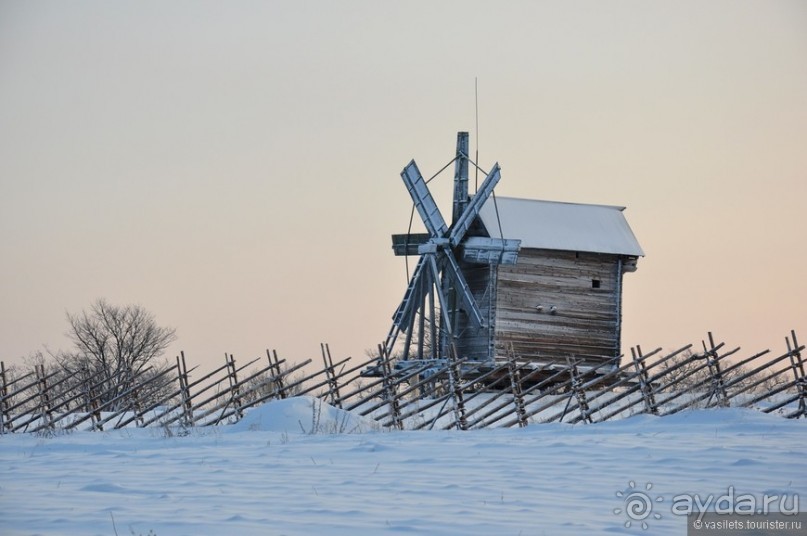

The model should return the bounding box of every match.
[1,397,805,535]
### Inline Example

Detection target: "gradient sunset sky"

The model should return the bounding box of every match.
[2,1,805,371]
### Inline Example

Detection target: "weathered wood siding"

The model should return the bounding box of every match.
[453,263,496,361]
[493,249,624,365]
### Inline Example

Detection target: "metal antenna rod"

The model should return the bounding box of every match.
[474,77,479,192]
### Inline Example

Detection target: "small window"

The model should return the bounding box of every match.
[592,279,601,289]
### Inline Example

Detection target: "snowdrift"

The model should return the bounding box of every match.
[225,395,378,434]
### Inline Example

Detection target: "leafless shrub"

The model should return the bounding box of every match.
[54,299,176,410]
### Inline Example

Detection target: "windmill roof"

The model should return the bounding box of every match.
[478,196,644,257]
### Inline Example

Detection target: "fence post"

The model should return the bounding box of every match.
[321,343,342,408]
[787,331,806,418]
[632,346,658,415]
[447,352,468,431]
[36,364,55,433]
[0,361,9,434]
[507,348,527,427]
[124,366,145,427]
[566,358,592,423]
[175,353,194,427]
[378,343,402,430]
[226,354,244,422]
[704,333,730,407]
[83,367,103,430]
[268,349,287,399]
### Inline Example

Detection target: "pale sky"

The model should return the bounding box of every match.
[2,1,805,372]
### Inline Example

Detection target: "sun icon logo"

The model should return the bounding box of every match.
[613,481,664,530]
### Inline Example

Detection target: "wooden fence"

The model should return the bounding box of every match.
[1,331,804,435]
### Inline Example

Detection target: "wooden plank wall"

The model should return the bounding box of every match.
[453,263,496,361]
[493,249,626,365]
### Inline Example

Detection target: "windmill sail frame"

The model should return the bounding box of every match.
[385,132,520,367]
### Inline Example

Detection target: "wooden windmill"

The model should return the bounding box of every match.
[383,131,644,370]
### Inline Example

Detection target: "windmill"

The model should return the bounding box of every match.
[383,132,520,366]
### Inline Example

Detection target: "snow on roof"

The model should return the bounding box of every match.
[478,196,644,256]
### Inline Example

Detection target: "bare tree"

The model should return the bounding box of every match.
[57,299,176,409]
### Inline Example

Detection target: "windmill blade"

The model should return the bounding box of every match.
[441,250,486,328]
[392,256,429,329]
[449,163,501,247]
[401,160,449,238]
[452,132,470,223]
[426,255,454,336]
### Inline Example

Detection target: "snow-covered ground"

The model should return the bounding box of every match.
[1,396,805,535]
